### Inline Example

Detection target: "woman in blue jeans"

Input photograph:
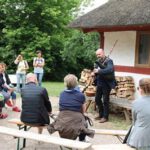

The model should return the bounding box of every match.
[14,54,29,92]
[33,50,45,86]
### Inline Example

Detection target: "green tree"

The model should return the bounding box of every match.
[61,30,100,78]
[0,0,92,80]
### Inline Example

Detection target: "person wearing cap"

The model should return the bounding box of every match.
[33,50,45,86]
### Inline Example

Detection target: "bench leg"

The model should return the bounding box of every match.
[85,100,92,112]
[16,125,27,150]
[17,137,20,150]
[23,125,27,148]
[123,109,131,122]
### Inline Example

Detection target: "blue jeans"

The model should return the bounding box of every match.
[1,90,10,107]
[3,88,16,100]
[16,73,26,91]
[34,73,43,86]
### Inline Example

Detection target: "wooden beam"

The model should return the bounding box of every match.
[115,65,150,75]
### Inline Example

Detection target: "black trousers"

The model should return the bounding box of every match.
[95,85,111,119]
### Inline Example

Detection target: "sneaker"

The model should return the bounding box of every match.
[94,116,101,120]
[12,106,21,112]
[6,100,13,107]
[0,113,8,119]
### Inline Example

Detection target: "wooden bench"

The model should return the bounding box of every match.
[92,128,128,143]
[92,144,135,150]
[8,118,47,149]
[0,126,91,150]
[110,98,132,122]
[85,96,132,122]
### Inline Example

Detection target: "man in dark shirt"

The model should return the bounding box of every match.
[20,73,52,133]
[92,48,116,123]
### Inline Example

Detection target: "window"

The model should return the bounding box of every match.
[135,32,150,67]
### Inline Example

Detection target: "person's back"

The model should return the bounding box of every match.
[20,73,52,125]
[127,78,150,150]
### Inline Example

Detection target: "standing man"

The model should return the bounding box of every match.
[20,73,52,133]
[33,50,45,86]
[92,48,116,123]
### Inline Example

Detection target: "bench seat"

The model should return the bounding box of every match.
[0,126,91,150]
[92,144,135,150]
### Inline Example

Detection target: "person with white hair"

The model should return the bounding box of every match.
[47,74,94,141]
[20,73,52,133]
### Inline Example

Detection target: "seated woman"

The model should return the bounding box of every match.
[127,78,150,150]
[47,74,94,141]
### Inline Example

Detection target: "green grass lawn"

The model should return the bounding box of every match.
[42,82,65,96]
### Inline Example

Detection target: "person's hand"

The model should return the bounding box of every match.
[91,72,95,77]
[93,68,99,73]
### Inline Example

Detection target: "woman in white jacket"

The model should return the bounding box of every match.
[14,54,29,92]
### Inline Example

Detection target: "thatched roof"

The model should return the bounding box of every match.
[69,0,150,31]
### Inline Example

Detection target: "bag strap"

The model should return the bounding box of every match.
[84,115,93,126]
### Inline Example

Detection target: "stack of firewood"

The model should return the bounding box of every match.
[79,69,96,96]
[110,76,135,100]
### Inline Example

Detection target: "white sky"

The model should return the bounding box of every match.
[82,0,108,14]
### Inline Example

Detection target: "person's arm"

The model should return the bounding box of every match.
[132,103,137,125]
[97,59,114,75]
[14,55,21,64]
[38,58,45,67]
[81,94,86,114]
[81,103,86,114]
[42,88,52,113]
[25,60,29,70]
[33,58,37,67]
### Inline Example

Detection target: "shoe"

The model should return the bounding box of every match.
[0,113,8,119]
[99,118,108,123]
[6,100,13,107]
[12,106,21,112]
[94,116,101,120]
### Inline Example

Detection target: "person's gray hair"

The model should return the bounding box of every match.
[139,78,150,95]
[64,74,78,89]
[26,73,37,83]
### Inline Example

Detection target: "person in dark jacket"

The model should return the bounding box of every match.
[0,63,11,119]
[1,62,20,112]
[92,48,116,123]
[20,73,52,133]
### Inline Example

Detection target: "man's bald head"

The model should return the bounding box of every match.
[96,48,105,59]
[26,73,37,83]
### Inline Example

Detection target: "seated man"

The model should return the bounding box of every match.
[20,73,52,133]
